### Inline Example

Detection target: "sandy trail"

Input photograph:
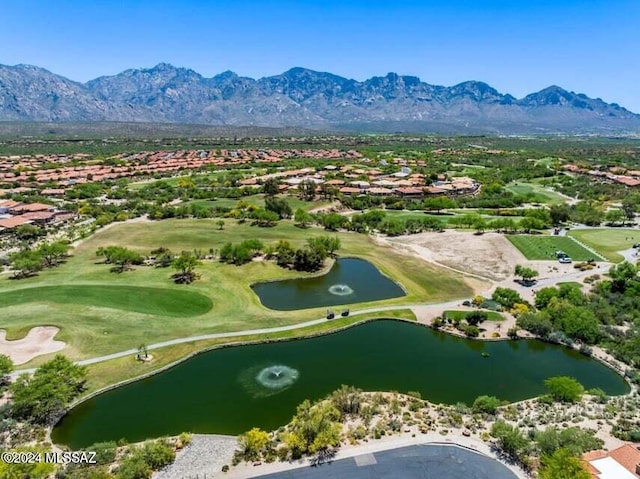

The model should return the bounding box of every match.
[0,326,66,364]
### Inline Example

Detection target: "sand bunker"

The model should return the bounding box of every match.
[0,326,66,365]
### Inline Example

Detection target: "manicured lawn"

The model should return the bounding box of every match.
[0,218,471,365]
[381,210,457,223]
[556,282,583,289]
[443,310,504,322]
[0,285,212,317]
[504,182,566,205]
[187,194,332,212]
[506,235,596,261]
[568,228,640,262]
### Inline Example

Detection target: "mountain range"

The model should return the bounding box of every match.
[1,63,639,134]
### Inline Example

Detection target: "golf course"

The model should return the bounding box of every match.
[0,218,472,372]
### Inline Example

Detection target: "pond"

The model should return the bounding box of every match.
[52,320,629,449]
[251,258,406,310]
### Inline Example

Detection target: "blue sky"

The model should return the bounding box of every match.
[1,0,639,111]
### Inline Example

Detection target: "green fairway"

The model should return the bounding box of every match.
[504,182,566,205]
[568,228,640,262]
[0,218,471,365]
[506,235,597,261]
[186,194,332,212]
[0,285,212,317]
[443,310,504,321]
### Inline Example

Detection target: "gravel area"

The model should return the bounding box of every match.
[154,434,237,479]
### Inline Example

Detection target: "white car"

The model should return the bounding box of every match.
[559,257,572,264]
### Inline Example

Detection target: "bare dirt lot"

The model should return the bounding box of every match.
[0,326,66,365]
[380,231,527,282]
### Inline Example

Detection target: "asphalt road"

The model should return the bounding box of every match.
[255,444,519,479]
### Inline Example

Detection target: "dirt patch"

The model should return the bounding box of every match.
[0,326,66,365]
[382,231,527,282]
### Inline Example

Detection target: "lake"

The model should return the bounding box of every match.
[52,320,629,448]
[251,258,406,310]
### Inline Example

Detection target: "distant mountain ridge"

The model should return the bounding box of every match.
[1,63,638,134]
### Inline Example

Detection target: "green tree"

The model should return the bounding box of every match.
[464,325,480,337]
[492,287,523,309]
[535,287,560,309]
[0,354,13,388]
[274,240,295,267]
[14,223,43,240]
[517,311,553,338]
[299,180,316,201]
[293,247,325,272]
[318,212,347,231]
[544,376,584,403]
[465,311,488,326]
[538,448,591,479]
[423,196,455,213]
[622,195,639,222]
[285,400,343,458]
[606,208,625,226]
[265,196,293,219]
[237,427,271,461]
[294,208,313,228]
[490,420,530,461]
[549,204,571,226]
[519,216,546,232]
[329,385,363,417]
[10,355,87,425]
[37,241,70,267]
[473,216,487,233]
[216,219,225,230]
[515,264,538,282]
[171,252,201,284]
[96,246,142,273]
[535,426,603,456]
[138,440,175,470]
[472,395,501,415]
[252,209,280,227]
[116,456,151,479]
[262,178,280,196]
[608,261,638,293]
[88,441,119,465]
[9,250,44,278]
[307,236,341,257]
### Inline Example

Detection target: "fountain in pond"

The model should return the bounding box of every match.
[240,364,300,397]
[256,365,300,389]
[328,284,354,296]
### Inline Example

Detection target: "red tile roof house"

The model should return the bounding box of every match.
[20,211,57,225]
[583,444,640,478]
[8,203,54,214]
[0,215,32,231]
[395,187,426,197]
[0,200,21,214]
[367,187,394,196]
[615,176,640,187]
[338,187,363,196]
